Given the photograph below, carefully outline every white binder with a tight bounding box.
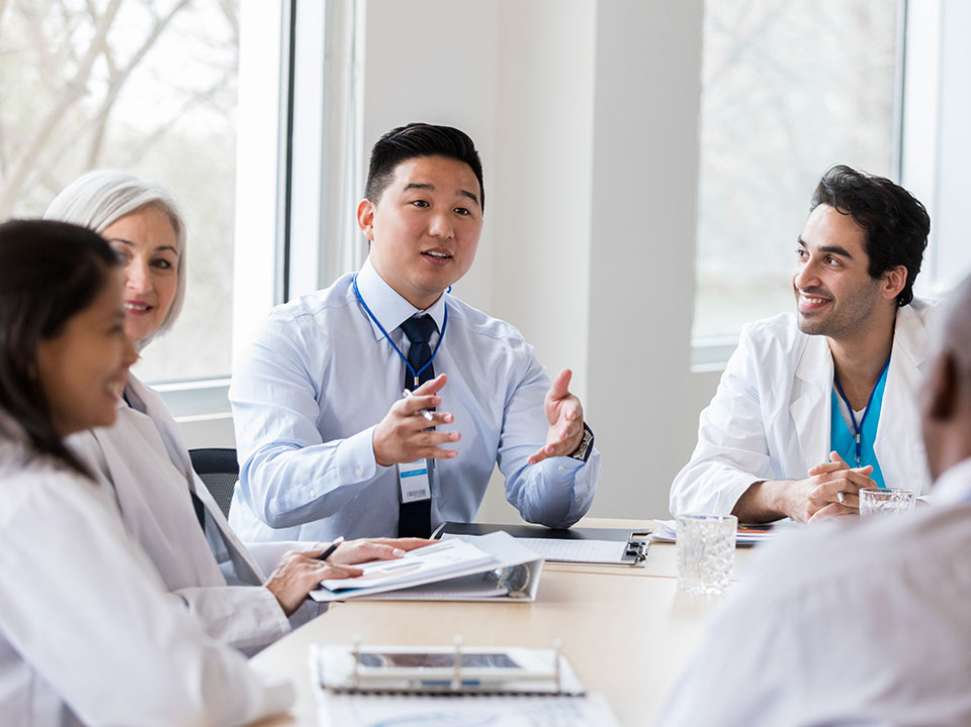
[309,531,544,603]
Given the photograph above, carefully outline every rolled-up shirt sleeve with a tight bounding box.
[231,315,391,529]
[496,350,599,528]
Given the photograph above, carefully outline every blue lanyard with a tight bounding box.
[352,274,449,387]
[833,357,890,467]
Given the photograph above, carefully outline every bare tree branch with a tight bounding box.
[219,0,239,48]
[123,63,236,168]
[84,0,193,168]
[53,0,82,69]
[18,1,57,79]
[0,0,10,40]
[0,114,7,177]
[705,0,796,87]
[0,0,124,216]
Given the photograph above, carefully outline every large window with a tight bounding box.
[693,0,902,345]
[0,0,242,382]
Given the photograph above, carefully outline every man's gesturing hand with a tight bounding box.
[372,374,461,466]
[528,369,586,465]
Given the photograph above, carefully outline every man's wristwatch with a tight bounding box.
[568,423,595,463]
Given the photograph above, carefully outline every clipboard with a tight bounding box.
[435,522,650,566]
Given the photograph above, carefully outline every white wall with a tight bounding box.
[361,0,499,313]
[490,0,595,400]
[583,2,705,519]
[360,0,712,521]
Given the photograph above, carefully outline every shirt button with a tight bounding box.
[355,466,364,477]
[558,465,567,473]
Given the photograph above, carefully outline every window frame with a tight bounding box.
[690,0,911,371]
[158,0,295,418]
[159,0,366,419]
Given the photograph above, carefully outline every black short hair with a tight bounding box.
[811,165,930,306]
[0,219,120,479]
[365,123,484,211]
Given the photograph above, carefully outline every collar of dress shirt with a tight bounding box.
[930,456,971,505]
[355,257,448,341]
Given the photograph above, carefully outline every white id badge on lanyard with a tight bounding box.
[398,459,432,504]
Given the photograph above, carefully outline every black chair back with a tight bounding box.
[189,448,239,518]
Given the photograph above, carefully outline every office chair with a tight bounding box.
[189,448,239,517]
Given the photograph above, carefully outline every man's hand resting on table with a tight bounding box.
[780,452,879,522]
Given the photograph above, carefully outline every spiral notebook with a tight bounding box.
[312,643,620,726]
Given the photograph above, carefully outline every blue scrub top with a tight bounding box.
[829,364,889,489]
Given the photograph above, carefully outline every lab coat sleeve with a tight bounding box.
[656,572,793,726]
[496,346,599,528]
[170,585,291,655]
[231,315,392,528]
[0,474,293,726]
[67,430,293,654]
[669,325,772,516]
[244,539,325,575]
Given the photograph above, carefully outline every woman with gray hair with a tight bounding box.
[45,170,187,344]
[46,170,430,654]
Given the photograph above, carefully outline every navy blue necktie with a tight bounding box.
[397,315,438,537]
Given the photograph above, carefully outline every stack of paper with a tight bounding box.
[321,539,494,592]
[316,692,620,727]
[651,519,793,546]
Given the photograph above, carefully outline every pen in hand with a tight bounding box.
[317,536,345,562]
[402,388,435,422]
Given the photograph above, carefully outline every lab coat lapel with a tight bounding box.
[874,306,927,490]
[789,335,833,476]
[128,377,267,582]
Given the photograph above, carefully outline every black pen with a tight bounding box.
[317,536,344,562]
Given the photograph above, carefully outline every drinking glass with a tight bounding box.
[676,514,737,596]
[859,488,915,517]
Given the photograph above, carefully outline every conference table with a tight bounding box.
[250,518,756,726]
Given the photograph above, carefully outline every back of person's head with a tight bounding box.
[365,123,485,211]
[922,275,971,480]
[0,219,119,477]
[45,169,188,335]
[810,165,930,307]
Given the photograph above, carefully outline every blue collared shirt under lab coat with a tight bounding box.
[227,258,599,543]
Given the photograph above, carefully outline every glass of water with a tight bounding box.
[676,514,737,596]
[859,488,915,517]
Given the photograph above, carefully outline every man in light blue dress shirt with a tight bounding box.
[228,123,599,542]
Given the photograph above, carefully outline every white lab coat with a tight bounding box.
[670,301,934,516]
[0,434,293,726]
[67,375,323,654]
[659,460,971,726]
